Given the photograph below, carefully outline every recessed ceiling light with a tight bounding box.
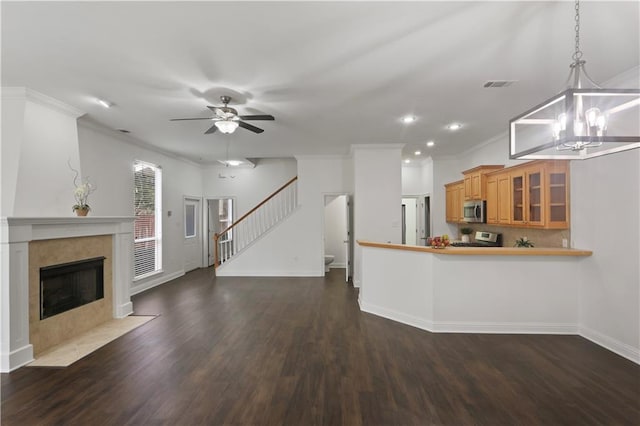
[404,159,411,164]
[97,99,113,108]
[447,123,462,131]
[402,115,416,124]
[414,150,421,156]
[426,141,435,147]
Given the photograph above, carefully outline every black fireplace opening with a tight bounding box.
[40,256,105,320]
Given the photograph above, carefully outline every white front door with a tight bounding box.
[183,197,202,272]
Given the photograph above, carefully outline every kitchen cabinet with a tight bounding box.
[544,160,570,229]
[463,165,504,200]
[486,171,511,224]
[511,166,544,227]
[445,180,464,223]
[484,160,569,229]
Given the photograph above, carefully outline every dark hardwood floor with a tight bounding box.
[2,268,639,425]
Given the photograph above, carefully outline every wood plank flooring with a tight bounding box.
[2,268,639,425]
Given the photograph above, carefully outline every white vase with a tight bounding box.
[461,235,470,243]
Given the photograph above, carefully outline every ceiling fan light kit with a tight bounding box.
[215,120,239,134]
[170,95,274,135]
[509,0,640,160]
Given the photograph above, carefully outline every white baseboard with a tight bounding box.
[115,302,134,318]
[0,344,34,373]
[216,269,321,277]
[432,321,578,335]
[580,326,640,365]
[330,263,346,269]
[360,301,434,331]
[131,270,185,296]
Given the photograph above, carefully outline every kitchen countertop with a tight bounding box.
[357,240,592,256]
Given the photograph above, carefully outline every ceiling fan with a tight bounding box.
[170,95,274,134]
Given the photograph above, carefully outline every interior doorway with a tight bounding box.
[401,197,417,245]
[323,194,353,282]
[205,197,235,267]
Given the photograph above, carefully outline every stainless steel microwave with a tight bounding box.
[463,200,486,223]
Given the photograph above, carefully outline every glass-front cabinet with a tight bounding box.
[544,161,569,229]
[511,166,545,227]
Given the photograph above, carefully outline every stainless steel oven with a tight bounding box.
[463,200,486,223]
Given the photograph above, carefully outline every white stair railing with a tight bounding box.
[214,176,298,267]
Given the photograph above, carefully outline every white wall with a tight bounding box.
[402,157,434,195]
[1,88,84,217]
[202,158,298,218]
[352,145,402,286]
[324,195,347,267]
[77,120,204,294]
[572,150,640,362]
[432,157,463,236]
[216,155,351,276]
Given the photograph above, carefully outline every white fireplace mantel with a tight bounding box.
[0,216,135,372]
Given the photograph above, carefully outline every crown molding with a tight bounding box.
[77,117,202,168]
[295,154,350,161]
[1,87,85,118]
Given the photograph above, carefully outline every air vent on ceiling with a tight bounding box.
[483,80,517,88]
[117,129,131,133]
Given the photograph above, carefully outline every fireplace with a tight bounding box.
[1,216,135,372]
[40,257,105,320]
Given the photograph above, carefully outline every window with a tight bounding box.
[184,199,197,239]
[218,198,233,242]
[134,161,162,279]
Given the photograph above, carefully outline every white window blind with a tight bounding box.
[134,161,162,279]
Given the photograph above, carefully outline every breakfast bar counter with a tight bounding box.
[357,240,593,335]
[358,240,593,256]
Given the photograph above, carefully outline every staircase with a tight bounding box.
[214,176,298,268]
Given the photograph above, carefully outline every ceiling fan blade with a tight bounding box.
[170,117,212,121]
[204,124,218,134]
[238,121,264,134]
[239,114,275,121]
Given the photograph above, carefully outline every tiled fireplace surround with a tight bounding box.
[1,217,135,372]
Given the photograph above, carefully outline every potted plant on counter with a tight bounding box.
[460,227,473,243]
[514,236,535,247]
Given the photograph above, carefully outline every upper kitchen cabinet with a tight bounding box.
[511,165,545,227]
[445,180,465,223]
[486,171,511,225]
[485,160,570,229]
[463,165,504,200]
[544,160,570,229]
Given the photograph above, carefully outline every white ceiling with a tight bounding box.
[2,1,639,164]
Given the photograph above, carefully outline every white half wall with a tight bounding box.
[360,245,582,336]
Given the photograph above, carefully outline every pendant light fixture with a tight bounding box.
[509,0,639,160]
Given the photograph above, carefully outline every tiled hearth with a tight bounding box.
[1,217,135,372]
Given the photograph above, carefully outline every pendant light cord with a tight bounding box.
[572,0,582,62]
